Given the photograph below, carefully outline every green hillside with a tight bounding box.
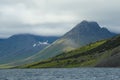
[16,35,120,68]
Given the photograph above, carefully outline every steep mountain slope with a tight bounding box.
[0,34,59,64]
[22,21,116,64]
[20,35,120,68]
[96,46,120,67]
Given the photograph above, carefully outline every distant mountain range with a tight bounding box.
[0,34,59,65]
[8,20,117,67]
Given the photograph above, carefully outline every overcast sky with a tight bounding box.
[0,0,120,38]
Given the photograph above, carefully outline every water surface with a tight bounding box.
[0,68,120,80]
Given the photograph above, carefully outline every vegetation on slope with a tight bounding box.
[15,35,120,68]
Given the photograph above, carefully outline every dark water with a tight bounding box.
[0,68,120,80]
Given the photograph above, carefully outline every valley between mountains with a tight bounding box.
[0,20,119,68]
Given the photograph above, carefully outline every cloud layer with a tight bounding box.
[0,0,120,38]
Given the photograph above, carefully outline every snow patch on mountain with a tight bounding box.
[33,41,49,47]
[33,44,37,47]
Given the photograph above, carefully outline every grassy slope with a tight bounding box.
[15,35,120,68]
[16,40,106,68]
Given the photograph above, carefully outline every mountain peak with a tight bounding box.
[80,20,98,24]
[63,20,116,45]
[76,20,100,30]
[80,20,89,24]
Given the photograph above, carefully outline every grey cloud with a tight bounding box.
[0,0,119,38]
[0,22,74,38]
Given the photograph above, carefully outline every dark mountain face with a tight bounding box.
[63,20,116,46]
[0,34,59,64]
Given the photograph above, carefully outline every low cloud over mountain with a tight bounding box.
[0,0,120,38]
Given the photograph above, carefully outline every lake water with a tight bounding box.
[0,68,120,80]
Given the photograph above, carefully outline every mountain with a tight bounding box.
[0,34,59,65]
[63,20,116,45]
[14,20,116,66]
[0,38,6,42]
[19,35,120,68]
